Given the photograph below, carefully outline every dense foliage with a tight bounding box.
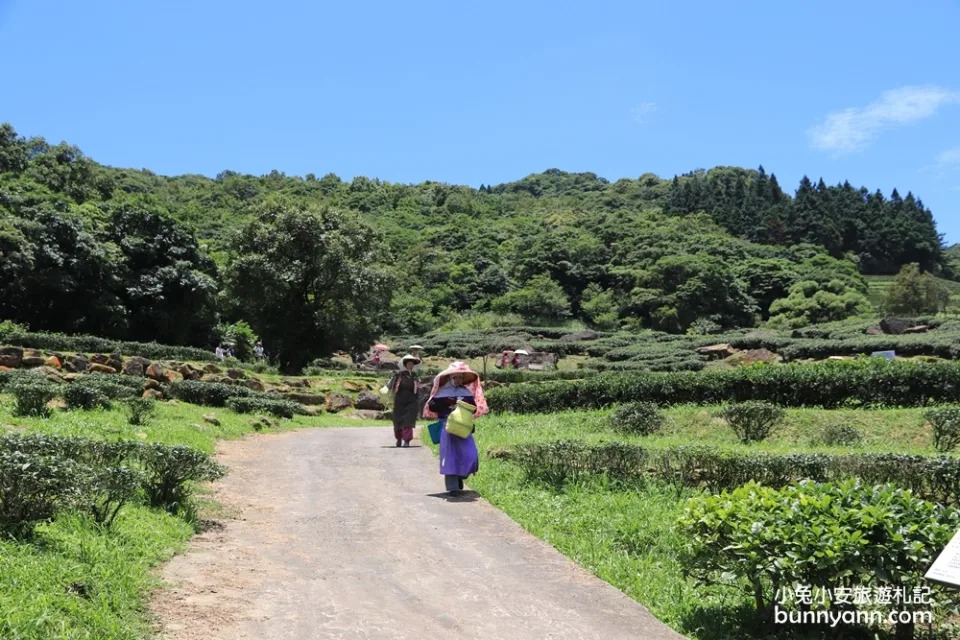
[487,360,960,413]
[1,123,952,364]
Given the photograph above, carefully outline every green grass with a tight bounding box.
[0,394,381,640]
[455,406,955,639]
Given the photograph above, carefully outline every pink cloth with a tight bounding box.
[422,361,489,419]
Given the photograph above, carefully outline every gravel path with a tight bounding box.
[153,427,684,640]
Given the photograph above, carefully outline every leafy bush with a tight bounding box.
[717,401,784,443]
[10,377,59,416]
[64,384,112,411]
[84,466,144,527]
[819,423,863,447]
[487,360,960,414]
[124,397,156,426]
[0,330,215,361]
[226,396,299,419]
[137,444,226,514]
[217,320,259,362]
[169,380,258,407]
[0,450,87,537]
[927,406,960,453]
[679,480,959,630]
[608,402,664,435]
[78,374,141,399]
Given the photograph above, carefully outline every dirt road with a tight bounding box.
[153,427,684,640]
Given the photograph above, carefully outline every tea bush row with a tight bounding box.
[226,396,300,419]
[487,360,960,413]
[0,433,225,536]
[679,479,958,631]
[501,440,960,506]
[0,329,216,361]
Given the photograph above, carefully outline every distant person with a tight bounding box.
[225,346,234,359]
[372,350,382,370]
[215,345,225,360]
[254,341,264,359]
[391,354,421,447]
[511,353,520,368]
[423,362,489,495]
[500,351,511,369]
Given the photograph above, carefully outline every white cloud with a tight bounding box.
[631,102,657,124]
[809,86,960,154]
[937,146,960,166]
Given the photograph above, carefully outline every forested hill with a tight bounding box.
[0,122,952,367]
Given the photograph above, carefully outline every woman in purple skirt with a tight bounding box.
[423,362,489,495]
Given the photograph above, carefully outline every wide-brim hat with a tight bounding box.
[401,354,422,364]
[435,361,480,386]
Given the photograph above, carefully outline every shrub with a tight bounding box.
[169,380,257,407]
[819,423,863,447]
[226,396,298,419]
[927,406,960,453]
[679,480,959,632]
[717,401,784,443]
[10,377,59,417]
[608,402,664,435]
[0,450,88,537]
[137,444,226,514]
[0,330,216,361]
[63,384,112,411]
[84,466,144,528]
[124,397,156,426]
[78,374,141,399]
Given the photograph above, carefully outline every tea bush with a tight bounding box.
[79,374,142,399]
[927,406,960,453]
[0,330,216,361]
[169,380,259,407]
[679,480,959,633]
[9,377,59,417]
[226,396,299,419]
[138,443,226,514]
[0,450,87,537]
[501,440,960,506]
[819,423,863,446]
[83,466,144,527]
[63,384,111,411]
[717,401,784,443]
[486,360,960,413]
[124,397,156,426]
[608,402,664,435]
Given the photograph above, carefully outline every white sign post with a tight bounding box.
[926,529,960,587]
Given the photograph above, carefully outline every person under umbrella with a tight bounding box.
[391,354,421,447]
[423,361,489,495]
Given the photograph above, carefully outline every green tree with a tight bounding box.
[580,283,619,329]
[491,274,571,323]
[224,203,392,373]
[768,280,872,328]
[884,263,950,315]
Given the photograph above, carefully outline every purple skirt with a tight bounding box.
[438,424,479,478]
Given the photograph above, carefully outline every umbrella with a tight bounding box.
[409,344,424,350]
[514,349,530,356]
[432,383,476,399]
[373,343,390,351]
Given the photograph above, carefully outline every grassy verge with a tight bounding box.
[459,406,954,639]
[0,394,380,639]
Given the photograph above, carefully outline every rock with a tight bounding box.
[284,378,310,388]
[0,346,23,368]
[107,353,124,372]
[904,325,930,334]
[90,354,111,365]
[865,324,883,336]
[241,378,266,392]
[88,363,117,374]
[0,365,12,372]
[64,354,89,373]
[341,380,363,392]
[177,363,203,380]
[35,366,62,382]
[202,413,221,427]
[346,409,386,420]
[879,317,916,335]
[258,416,274,428]
[325,392,353,413]
[163,370,184,383]
[226,368,245,380]
[21,353,46,368]
[123,356,149,377]
[827,355,849,361]
[203,363,222,374]
[145,362,166,382]
[62,373,83,383]
[354,391,384,411]
[696,343,738,360]
[44,355,62,370]
[144,378,161,390]
[289,391,325,406]
[728,348,782,366]
[559,330,600,342]
[298,405,324,417]
[142,389,164,400]
[485,380,503,389]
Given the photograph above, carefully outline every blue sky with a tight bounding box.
[1,0,958,243]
